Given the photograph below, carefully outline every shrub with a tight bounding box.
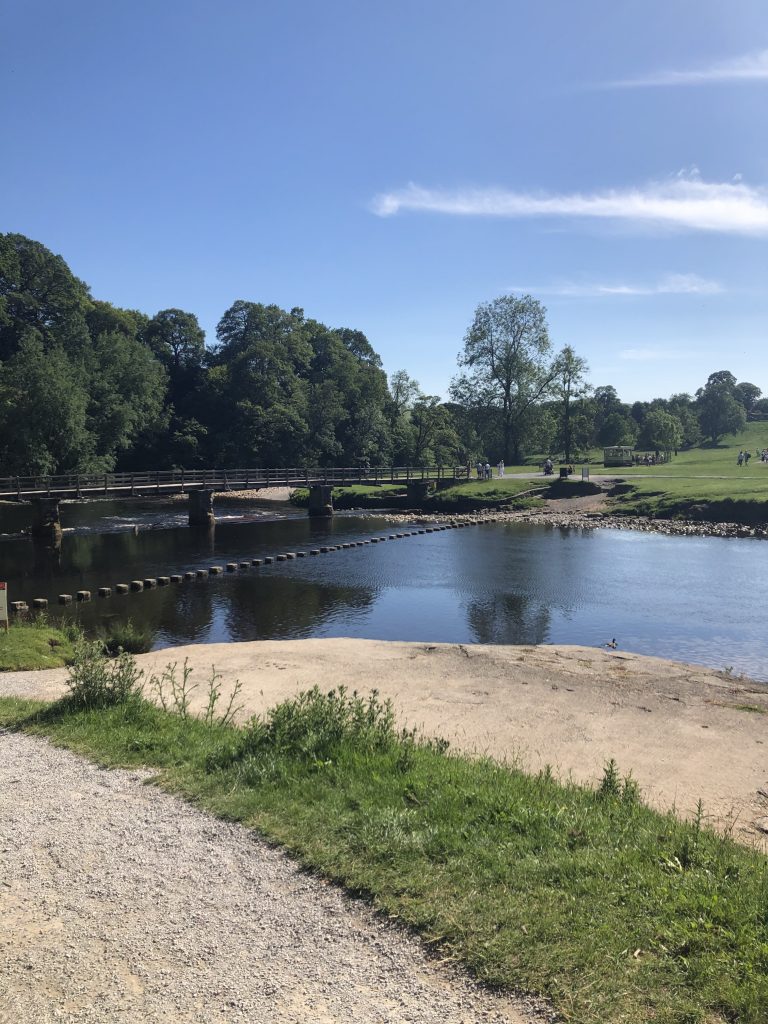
[65,639,144,709]
[96,618,152,654]
[208,686,406,774]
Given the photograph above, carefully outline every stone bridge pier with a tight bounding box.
[188,488,215,527]
[308,485,333,518]
[30,498,63,545]
[406,480,431,504]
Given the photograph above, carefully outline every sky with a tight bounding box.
[2,0,767,403]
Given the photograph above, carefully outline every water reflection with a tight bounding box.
[467,593,550,645]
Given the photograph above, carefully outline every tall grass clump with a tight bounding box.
[64,638,144,709]
[206,686,429,781]
[96,617,153,655]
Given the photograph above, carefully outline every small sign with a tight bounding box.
[0,583,7,631]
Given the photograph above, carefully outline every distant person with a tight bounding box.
[476,461,483,479]
[497,460,505,478]
[484,462,491,480]
[737,451,744,467]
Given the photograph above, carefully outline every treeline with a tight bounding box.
[0,234,763,475]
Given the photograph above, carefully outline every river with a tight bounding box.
[1,497,766,681]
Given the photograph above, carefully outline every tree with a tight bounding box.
[598,411,638,446]
[453,294,558,463]
[0,233,91,360]
[0,332,93,473]
[388,370,421,425]
[643,409,683,453]
[696,373,746,444]
[144,308,205,372]
[209,302,312,465]
[735,381,762,414]
[552,345,590,461]
[409,396,460,464]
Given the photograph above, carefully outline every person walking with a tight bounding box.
[497,459,505,478]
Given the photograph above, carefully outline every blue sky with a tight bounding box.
[2,0,766,402]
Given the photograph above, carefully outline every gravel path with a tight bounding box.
[0,731,547,1024]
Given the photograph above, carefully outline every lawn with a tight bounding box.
[0,620,75,670]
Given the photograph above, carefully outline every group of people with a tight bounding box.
[634,451,668,466]
[474,460,505,479]
[737,449,760,466]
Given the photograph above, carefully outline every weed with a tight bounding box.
[202,667,244,728]
[208,686,404,774]
[150,658,244,727]
[150,658,197,718]
[96,618,152,655]
[65,639,144,709]
[598,759,640,804]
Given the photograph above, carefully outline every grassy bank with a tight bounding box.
[0,620,75,670]
[425,477,547,511]
[291,477,548,511]
[2,662,766,1024]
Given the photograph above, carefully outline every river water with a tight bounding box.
[2,498,767,681]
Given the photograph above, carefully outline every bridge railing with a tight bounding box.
[0,465,468,498]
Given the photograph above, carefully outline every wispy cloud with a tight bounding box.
[608,49,768,88]
[529,274,723,297]
[371,173,768,236]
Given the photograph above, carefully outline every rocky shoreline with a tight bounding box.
[376,506,768,539]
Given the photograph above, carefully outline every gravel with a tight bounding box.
[0,731,551,1024]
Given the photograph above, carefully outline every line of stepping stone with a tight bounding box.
[13,518,501,613]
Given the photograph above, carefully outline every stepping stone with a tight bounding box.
[32,598,48,609]
[58,594,73,604]
[76,590,91,602]
[115,584,130,594]
[97,588,111,598]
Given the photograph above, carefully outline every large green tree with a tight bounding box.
[552,345,590,461]
[696,372,746,444]
[452,295,559,463]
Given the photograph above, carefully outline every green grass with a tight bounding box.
[2,683,767,1024]
[0,620,76,670]
[427,477,547,509]
[597,424,768,520]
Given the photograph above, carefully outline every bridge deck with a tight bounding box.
[0,467,465,501]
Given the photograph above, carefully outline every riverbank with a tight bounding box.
[3,642,768,1023]
[3,637,767,841]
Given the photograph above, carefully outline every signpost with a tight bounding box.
[0,583,7,633]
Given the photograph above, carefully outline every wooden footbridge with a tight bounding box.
[2,466,467,538]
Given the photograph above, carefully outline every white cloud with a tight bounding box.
[535,274,723,297]
[371,174,768,236]
[608,49,768,88]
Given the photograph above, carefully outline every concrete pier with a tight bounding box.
[308,484,333,518]
[406,480,431,504]
[30,498,63,544]
[188,489,215,528]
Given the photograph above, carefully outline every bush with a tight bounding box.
[208,686,405,773]
[65,639,144,709]
[96,618,152,655]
